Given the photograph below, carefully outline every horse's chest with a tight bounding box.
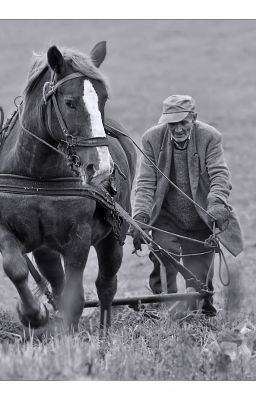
[0,195,96,251]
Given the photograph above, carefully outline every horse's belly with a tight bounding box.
[0,194,96,252]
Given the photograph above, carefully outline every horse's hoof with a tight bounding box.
[17,303,49,329]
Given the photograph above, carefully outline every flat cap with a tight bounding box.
[158,94,196,124]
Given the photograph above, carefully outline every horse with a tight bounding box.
[0,42,136,332]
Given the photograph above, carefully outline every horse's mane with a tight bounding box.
[23,47,109,95]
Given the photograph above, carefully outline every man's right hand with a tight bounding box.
[130,213,150,251]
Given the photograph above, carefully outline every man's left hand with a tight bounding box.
[207,202,230,230]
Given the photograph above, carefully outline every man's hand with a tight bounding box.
[207,201,230,230]
[130,213,150,251]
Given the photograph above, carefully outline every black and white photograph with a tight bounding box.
[0,2,256,386]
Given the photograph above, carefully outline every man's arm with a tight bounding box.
[205,130,232,229]
[206,131,232,205]
[133,134,157,219]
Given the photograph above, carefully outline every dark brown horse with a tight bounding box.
[0,42,136,332]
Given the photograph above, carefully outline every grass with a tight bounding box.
[0,306,256,380]
[0,20,256,380]
[0,266,254,381]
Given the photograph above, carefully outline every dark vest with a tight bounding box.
[156,146,206,232]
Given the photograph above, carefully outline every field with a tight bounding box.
[0,20,256,380]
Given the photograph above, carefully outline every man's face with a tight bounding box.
[168,113,196,142]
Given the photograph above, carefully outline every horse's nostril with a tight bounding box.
[86,164,96,179]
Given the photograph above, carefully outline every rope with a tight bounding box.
[116,203,211,295]
[153,247,213,258]
[135,220,209,246]
[205,223,230,288]
[218,248,231,286]
[136,222,230,291]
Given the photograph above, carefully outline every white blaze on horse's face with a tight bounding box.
[82,79,113,184]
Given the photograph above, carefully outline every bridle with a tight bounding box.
[17,70,109,176]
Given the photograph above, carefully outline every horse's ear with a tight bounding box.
[90,41,107,68]
[47,46,64,74]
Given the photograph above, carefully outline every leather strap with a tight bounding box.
[50,81,109,148]
[60,135,109,147]
[44,72,85,101]
[0,173,116,210]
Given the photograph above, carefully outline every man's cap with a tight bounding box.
[158,95,196,124]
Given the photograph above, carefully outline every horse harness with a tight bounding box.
[0,71,125,244]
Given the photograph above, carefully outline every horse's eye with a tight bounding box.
[65,98,76,109]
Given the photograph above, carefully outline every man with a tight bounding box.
[132,95,243,316]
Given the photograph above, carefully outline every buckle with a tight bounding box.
[65,135,77,147]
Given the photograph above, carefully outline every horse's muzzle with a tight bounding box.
[79,161,114,186]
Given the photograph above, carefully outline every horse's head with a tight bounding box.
[26,43,113,185]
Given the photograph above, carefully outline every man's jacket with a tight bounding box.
[133,121,243,256]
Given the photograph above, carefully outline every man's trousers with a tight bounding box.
[149,224,214,295]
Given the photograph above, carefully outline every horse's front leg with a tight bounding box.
[95,232,123,337]
[0,225,48,328]
[62,237,90,332]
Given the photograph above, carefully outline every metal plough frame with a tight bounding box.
[83,292,204,309]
